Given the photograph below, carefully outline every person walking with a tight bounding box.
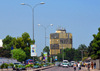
[91,62,94,69]
[78,62,81,71]
[73,63,77,71]
[87,63,90,71]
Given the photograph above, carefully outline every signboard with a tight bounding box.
[43,52,47,61]
[55,56,57,61]
[0,39,3,47]
[11,46,14,50]
[31,45,36,56]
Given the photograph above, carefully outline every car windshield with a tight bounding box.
[14,63,20,65]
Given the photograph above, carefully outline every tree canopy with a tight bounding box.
[11,48,26,62]
[88,27,100,59]
[2,32,33,60]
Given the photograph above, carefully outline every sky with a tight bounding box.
[0,0,100,56]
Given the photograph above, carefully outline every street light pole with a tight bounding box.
[80,50,87,60]
[21,2,45,62]
[38,24,53,48]
[21,2,45,43]
[38,24,53,62]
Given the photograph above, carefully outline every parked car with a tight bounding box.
[70,61,75,67]
[62,63,68,68]
[13,63,26,70]
[69,62,73,67]
[18,64,26,70]
[13,62,21,70]
[55,62,61,67]
[33,65,40,68]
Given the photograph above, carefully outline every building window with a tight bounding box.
[50,33,59,39]
[50,44,59,49]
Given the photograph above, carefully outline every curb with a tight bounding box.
[33,65,54,71]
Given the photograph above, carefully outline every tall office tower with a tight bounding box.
[50,28,72,56]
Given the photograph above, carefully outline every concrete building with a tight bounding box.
[0,39,3,48]
[50,28,72,56]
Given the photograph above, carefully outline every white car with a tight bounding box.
[62,63,68,68]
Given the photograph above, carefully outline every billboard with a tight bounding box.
[43,52,47,61]
[31,45,36,56]
[55,56,57,61]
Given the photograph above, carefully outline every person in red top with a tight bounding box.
[91,62,94,69]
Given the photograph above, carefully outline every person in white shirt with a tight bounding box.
[78,62,81,71]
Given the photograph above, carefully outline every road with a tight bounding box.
[0,67,87,71]
[42,66,80,71]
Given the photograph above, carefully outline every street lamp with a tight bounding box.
[38,24,53,48]
[21,2,45,44]
[21,2,45,62]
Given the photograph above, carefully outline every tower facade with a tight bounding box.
[50,28,72,56]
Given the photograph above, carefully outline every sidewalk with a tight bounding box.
[81,67,100,71]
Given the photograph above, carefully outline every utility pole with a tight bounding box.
[80,50,87,60]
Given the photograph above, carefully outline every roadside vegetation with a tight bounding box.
[0,27,100,62]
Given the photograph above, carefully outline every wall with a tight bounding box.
[96,59,100,70]
[0,57,17,65]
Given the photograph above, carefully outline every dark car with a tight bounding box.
[68,62,73,67]
[13,63,26,70]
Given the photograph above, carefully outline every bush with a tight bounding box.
[9,63,14,68]
[1,64,4,69]
[18,64,23,68]
[39,64,43,67]
[1,63,9,69]
[25,64,33,68]
[15,64,18,68]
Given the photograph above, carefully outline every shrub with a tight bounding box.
[25,64,33,68]
[9,63,14,68]
[1,63,9,69]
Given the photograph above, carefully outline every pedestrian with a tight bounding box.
[78,62,81,71]
[91,62,94,69]
[73,63,77,71]
[88,63,90,71]
[94,62,96,69]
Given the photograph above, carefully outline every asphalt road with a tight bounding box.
[42,66,80,71]
[0,67,86,71]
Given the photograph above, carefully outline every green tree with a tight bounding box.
[0,48,11,58]
[78,44,88,50]
[43,46,50,56]
[11,48,26,62]
[74,49,81,61]
[57,48,82,61]
[88,27,100,59]
[88,41,93,56]
[3,35,13,50]
[22,32,32,47]
[78,44,88,57]
[16,37,25,49]
[2,32,33,59]
[24,47,31,59]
